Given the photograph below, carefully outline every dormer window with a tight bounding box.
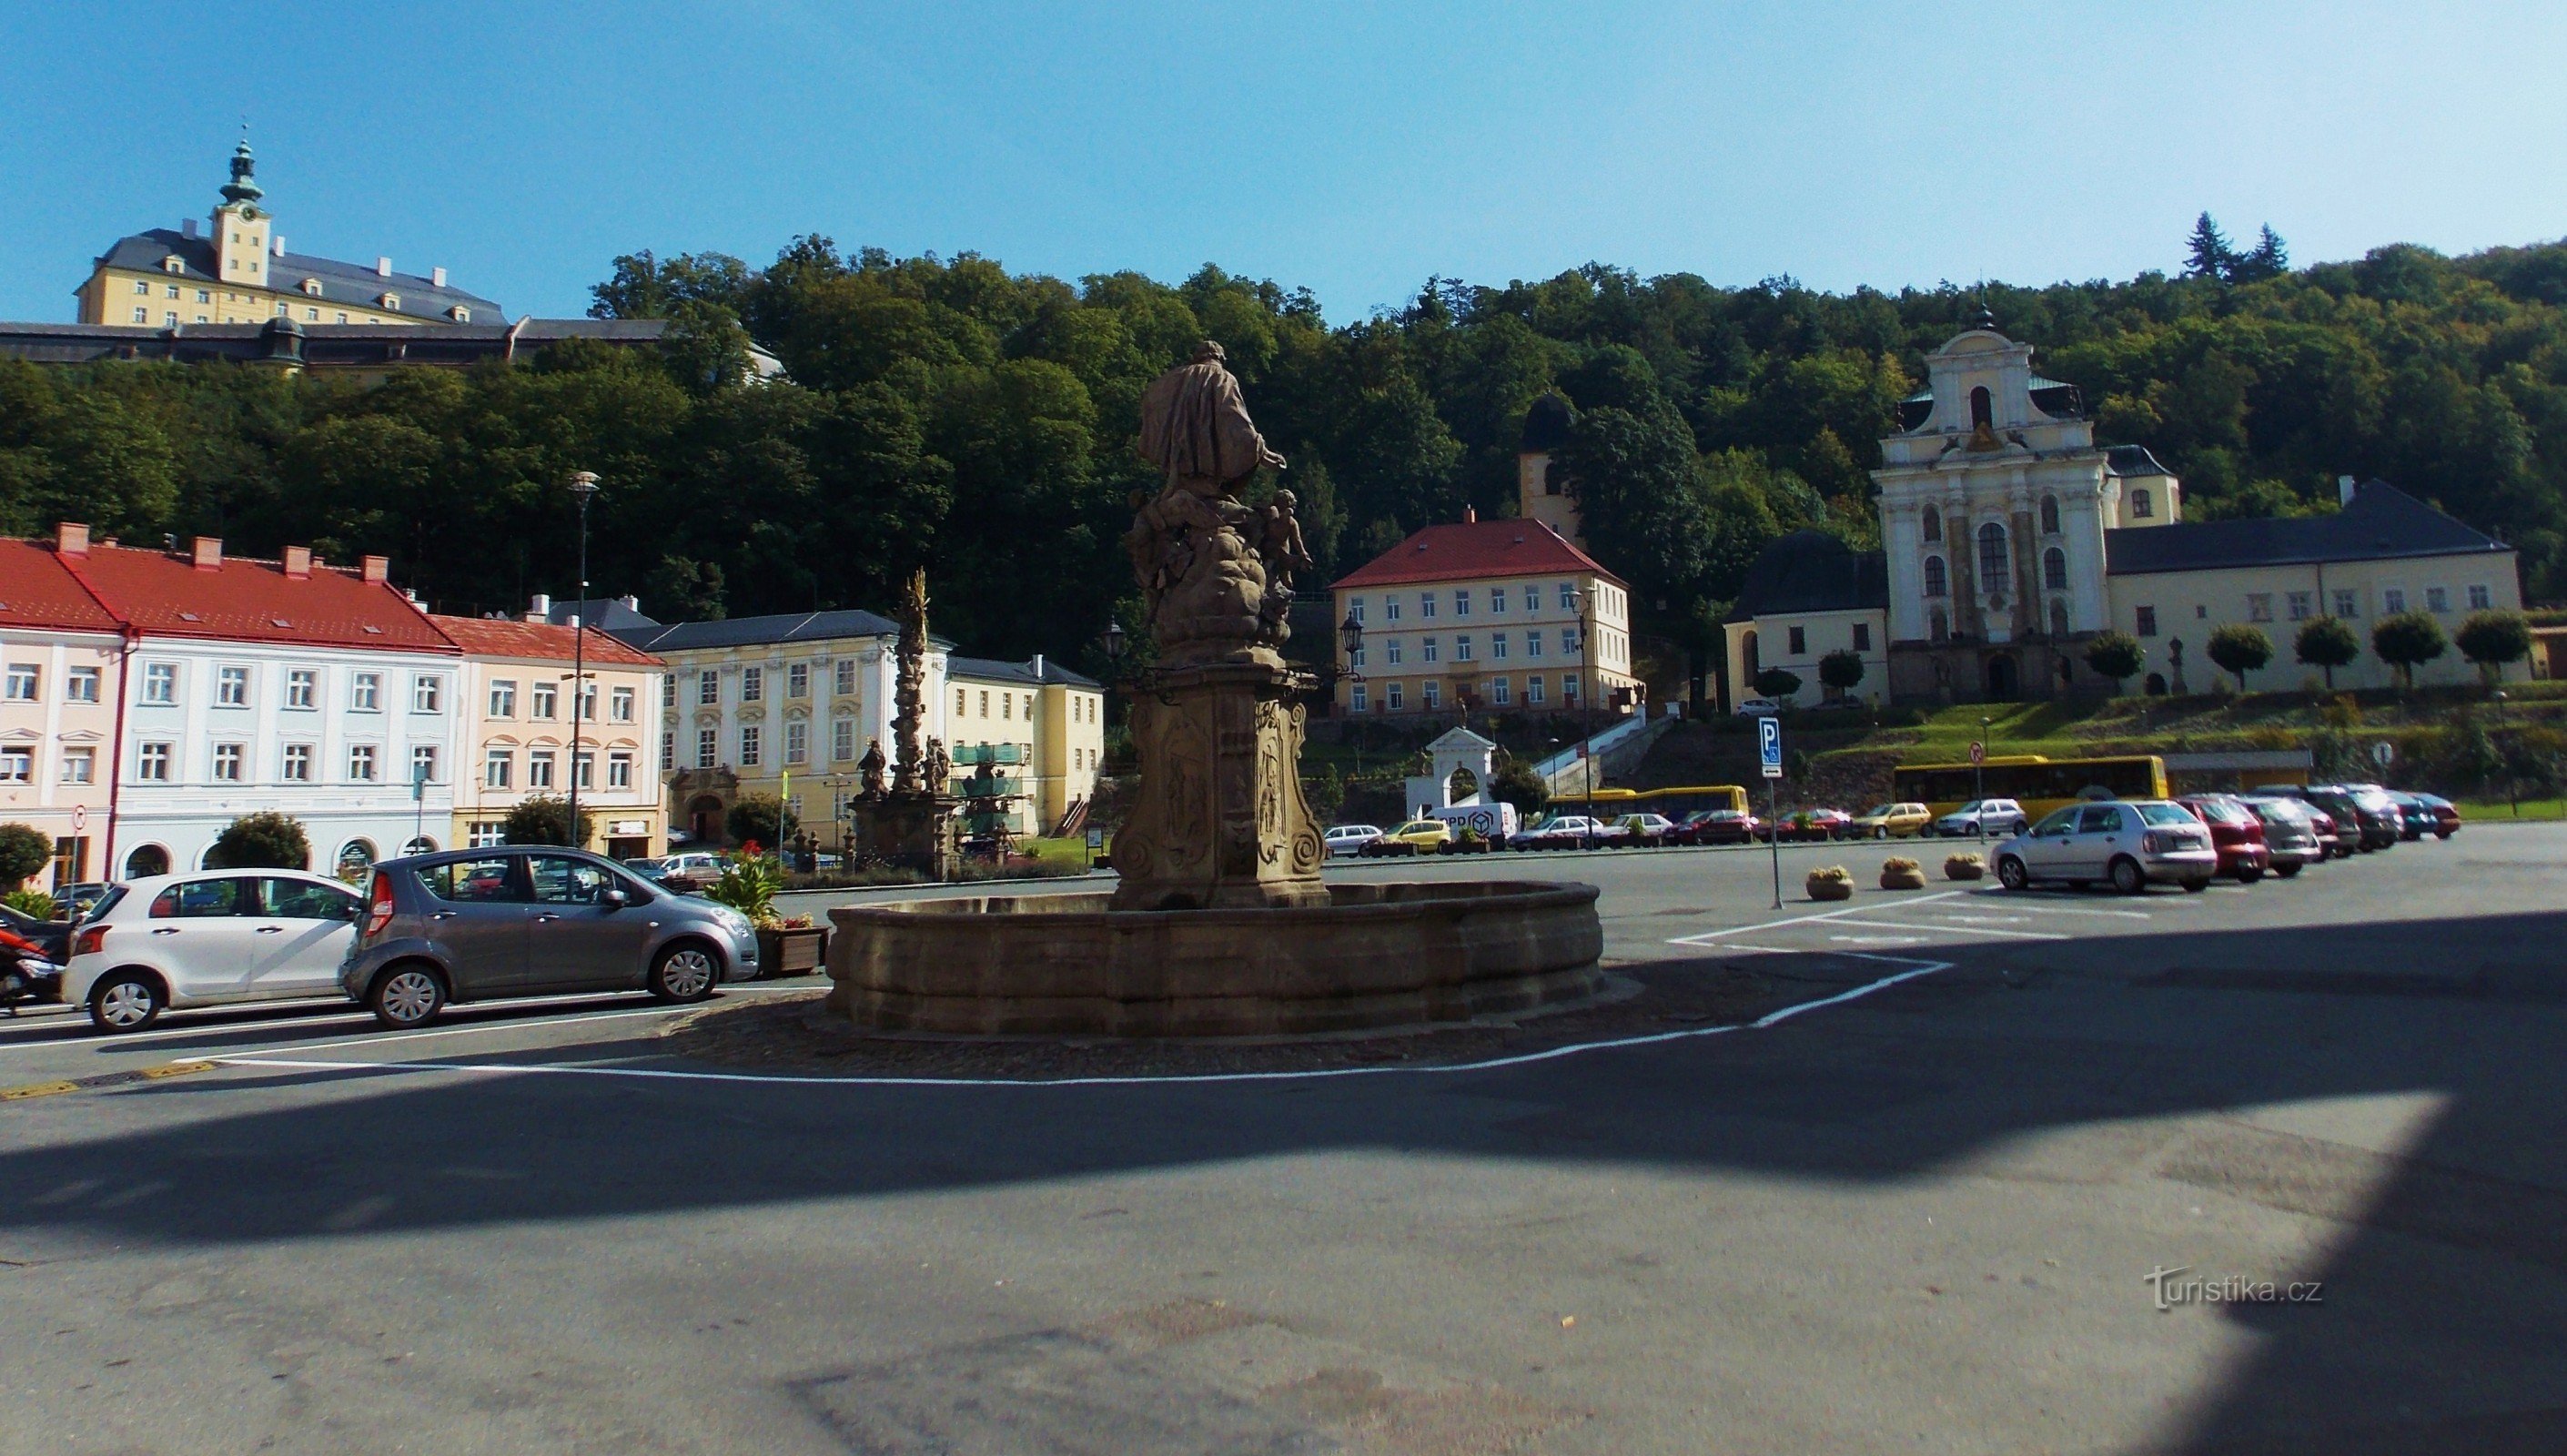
[161,255,185,274]
[379,293,400,311]
[448,306,470,322]
[301,278,324,296]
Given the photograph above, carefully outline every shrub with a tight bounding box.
[205,812,309,871]
[2454,611,2532,685]
[2371,611,2448,692]
[2206,623,2273,693]
[2083,631,2145,689]
[1753,668,1802,701]
[4,886,57,919]
[501,794,593,847]
[2295,616,2360,690]
[0,823,52,890]
[1944,853,1985,881]
[726,793,785,847]
[702,854,783,926]
[1818,650,1866,699]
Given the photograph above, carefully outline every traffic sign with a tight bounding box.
[70,804,86,832]
[2372,741,2395,766]
[1759,716,1784,779]
[1969,740,1986,765]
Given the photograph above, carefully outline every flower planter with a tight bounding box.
[1944,854,1986,882]
[1805,868,1854,902]
[1879,857,1927,891]
[756,925,829,978]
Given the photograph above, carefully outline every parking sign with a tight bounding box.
[1759,716,1784,779]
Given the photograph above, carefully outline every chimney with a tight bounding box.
[1032,652,1045,677]
[527,592,552,623]
[54,522,89,558]
[191,536,223,571]
[282,545,312,579]
[271,237,285,258]
[432,267,448,288]
[1463,505,1477,523]
[182,218,198,239]
[360,554,389,583]
[619,594,639,612]
[2338,474,2358,507]
[376,257,393,278]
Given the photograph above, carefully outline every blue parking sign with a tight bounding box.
[1759,716,1784,778]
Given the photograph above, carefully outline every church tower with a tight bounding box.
[210,134,274,292]
[1515,392,1584,546]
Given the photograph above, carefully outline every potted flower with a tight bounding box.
[1879,855,1926,890]
[704,854,826,977]
[1944,852,1986,882]
[1805,864,1855,902]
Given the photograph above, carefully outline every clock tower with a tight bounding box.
[210,134,273,292]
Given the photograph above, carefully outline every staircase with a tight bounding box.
[1531,713,1674,798]
[1053,795,1091,840]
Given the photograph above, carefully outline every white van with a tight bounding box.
[1424,802,1520,842]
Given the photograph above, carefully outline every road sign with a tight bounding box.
[2372,741,2395,766]
[1968,740,1986,765]
[1086,826,1105,851]
[1759,716,1784,780]
[70,804,86,832]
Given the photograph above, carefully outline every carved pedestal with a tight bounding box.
[854,790,955,878]
[1109,660,1327,911]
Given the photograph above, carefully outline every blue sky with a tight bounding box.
[5,1,2562,325]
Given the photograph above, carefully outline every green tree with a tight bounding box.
[726,793,785,848]
[2371,610,2450,692]
[1487,755,1551,815]
[2185,213,2239,280]
[205,812,309,871]
[2083,631,2146,692]
[1817,649,1865,701]
[2206,623,2274,693]
[2453,610,2532,685]
[0,823,53,890]
[502,794,593,847]
[2233,226,2290,283]
[2295,616,2361,690]
[1753,668,1802,700]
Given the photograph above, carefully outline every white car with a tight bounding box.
[1990,800,2218,895]
[1733,697,1783,716]
[63,869,364,1032]
[1323,824,1384,857]
[1934,798,2029,837]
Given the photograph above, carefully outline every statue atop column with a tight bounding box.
[850,569,954,875]
[891,568,928,793]
[1127,340,1304,670]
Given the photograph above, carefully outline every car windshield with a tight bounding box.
[2188,799,2251,824]
[2135,803,2198,827]
[1862,804,1893,818]
[2031,809,2077,835]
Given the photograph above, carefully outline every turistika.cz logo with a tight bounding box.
[2145,1265,2325,1311]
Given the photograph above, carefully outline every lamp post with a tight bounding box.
[565,470,598,852]
[1339,609,1365,784]
[1572,587,1594,852]
[2494,689,2515,816]
[1976,713,1992,843]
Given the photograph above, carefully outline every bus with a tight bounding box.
[1547,784,1750,819]
[1892,755,2168,822]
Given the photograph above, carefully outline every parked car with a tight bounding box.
[2260,784,2397,854]
[2235,795,2323,877]
[2333,785,2408,852]
[1427,803,1521,844]
[1611,813,1680,846]
[339,846,760,1029]
[2387,791,2460,841]
[1361,819,1453,856]
[2,905,66,1009]
[1758,807,1849,843]
[2408,792,2461,839]
[648,850,729,889]
[0,901,72,967]
[1672,809,1761,845]
[1935,798,2029,838]
[1323,824,1384,857]
[1733,697,1783,717]
[63,870,365,1032]
[50,882,112,922]
[1848,803,1934,840]
[2174,794,2273,883]
[2298,803,2350,859]
[1508,814,1605,850]
[1991,800,2218,895]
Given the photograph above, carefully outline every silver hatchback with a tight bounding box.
[339,847,761,1028]
[1991,799,2218,895]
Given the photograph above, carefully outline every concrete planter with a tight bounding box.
[1944,854,1986,882]
[824,880,1604,1036]
[1805,868,1855,902]
[1879,858,1927,891]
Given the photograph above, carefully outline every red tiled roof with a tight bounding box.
[430,614,662,667]
[1329,518,1627,591]
[55,541,453,652]
[0,540,121,632]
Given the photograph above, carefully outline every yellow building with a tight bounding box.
[945,655,1107,835]
[1329,509,1642,719]
[75,137,501,330]
[432,615,668,860]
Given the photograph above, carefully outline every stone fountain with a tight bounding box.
[824,343,1604,1036]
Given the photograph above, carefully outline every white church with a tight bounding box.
[1724,315,2525,704]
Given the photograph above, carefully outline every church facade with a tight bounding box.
[1726,318,2524,706]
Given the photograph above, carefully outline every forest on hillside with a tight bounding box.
[4,218,2564,683]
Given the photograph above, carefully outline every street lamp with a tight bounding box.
[1571,587,1595,851]
[1976,713,1993,843]
[565,470,598,852]
[1338,609,1366,781]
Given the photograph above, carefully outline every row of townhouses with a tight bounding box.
[1,526,1107,892]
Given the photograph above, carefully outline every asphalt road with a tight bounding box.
[3,827,2563,1454]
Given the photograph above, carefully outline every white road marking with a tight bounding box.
[1955,898,2155,919]
[1665,891,1969,946]
[0,989,814,1061]
[207,956,1956,1089]
[1808,917,2070,941]
[1829,935,1929,945]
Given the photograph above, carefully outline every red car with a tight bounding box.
[1673,809,1761,845]
[2176,794,2272,883]
[1762,808,1852,843]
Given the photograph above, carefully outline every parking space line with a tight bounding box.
[1805,916,2070,941]
[1666,892,1968,946]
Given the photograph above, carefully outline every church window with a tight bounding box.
[2043,547,2067,592]
[1969,387,1994,430]
[2130,489,2154,520]
[1921,506,1941,542]
[1923,555,1948,598]
[1543,460,1563,496]
[2050,600,2070,640]
[2040,494,2061,535]
[1976,523,2010,589]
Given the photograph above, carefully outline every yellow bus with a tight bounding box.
[1892,755,2169,822]
[1550,784,1750,818]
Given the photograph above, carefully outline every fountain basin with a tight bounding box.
[824,881,1603,1036]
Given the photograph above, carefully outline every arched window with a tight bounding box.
[124,844,171,878]
[1977,522,2010,589]
[2040,494,2061,535]
[1922,554,1948,598]
[1740,629,1761,679]
[1969,386,1994,431]
[1930,608,1950,642]
[2050,599,2071,640]
[2131,489,2154,520]
[2043,546,2068,592]
[1921,505,1942,542]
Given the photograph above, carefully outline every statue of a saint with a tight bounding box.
[1128,342,1293,667]
[924,736,951,795]
[858,739,887,797]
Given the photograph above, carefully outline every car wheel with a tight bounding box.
[87,971,165,1034]
[2236,865,2264,884]
[2436,830,2454,840]
[1996,855,2029,892]
[648,942,721,1003]
[2108,856,2147,895]
[2274,862,2303,878]
[2181,878,2211,894]
[369,965,447,1029]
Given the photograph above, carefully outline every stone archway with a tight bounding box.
[688,794,726,844]
[1986,654,2019,702]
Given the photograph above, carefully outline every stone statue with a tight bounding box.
[857,739,887,797]
[1257,489,1313,642]
[924,736,951,794]
[1128,341,1293,670]
[891,569,928,793]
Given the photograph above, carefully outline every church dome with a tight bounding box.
[1521,392,1573,452]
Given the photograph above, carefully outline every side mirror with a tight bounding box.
[601,889,630,909]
